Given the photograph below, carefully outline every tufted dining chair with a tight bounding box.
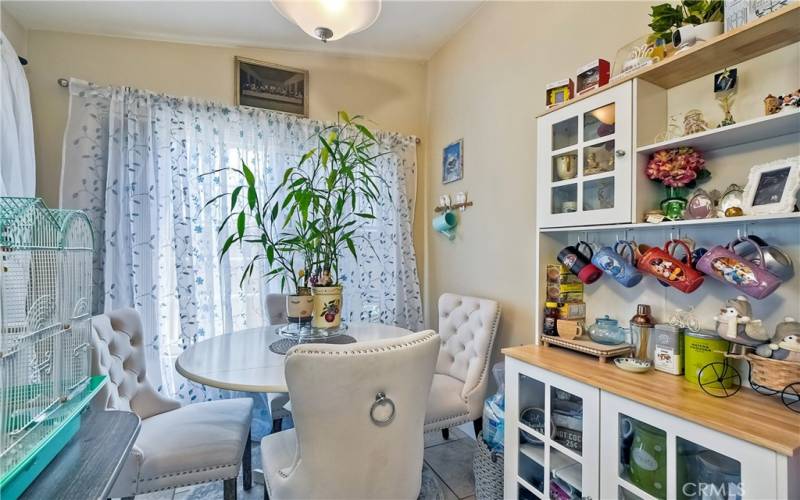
[264,293,291,432]
[90,308,253,500]
[260,330,440,500]
[265,293,288,325]
[424,293,501,439]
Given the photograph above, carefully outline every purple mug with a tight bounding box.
[696,237,782,299]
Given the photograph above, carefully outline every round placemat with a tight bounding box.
[269,334,357,355]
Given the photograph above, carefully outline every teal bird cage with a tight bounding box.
[0,197,105,499]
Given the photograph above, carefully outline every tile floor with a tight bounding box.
[134,428,477,500]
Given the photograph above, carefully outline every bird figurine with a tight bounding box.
[714,296,755,344]
[756,317,800,362]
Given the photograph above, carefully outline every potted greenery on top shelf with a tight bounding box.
[210,111,385,331]
[648,0,724,46]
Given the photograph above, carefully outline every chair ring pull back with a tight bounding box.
[370,391,396,426]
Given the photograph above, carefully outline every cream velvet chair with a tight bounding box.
[91,308,253,500]
[260,330,440,500]
[424,293,501,439]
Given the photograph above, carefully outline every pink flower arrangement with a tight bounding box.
[646,147,707,188]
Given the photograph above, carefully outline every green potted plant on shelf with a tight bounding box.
[648,0,724,46]
[208,161,317,325]
[277,111,385,329]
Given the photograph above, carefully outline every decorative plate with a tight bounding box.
[614,357,652,373]
[685,188,713,219]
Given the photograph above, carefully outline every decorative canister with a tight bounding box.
[629,420,667,498]
[684,330,730,385]
[653,323,684,375]
[311,285,343,328]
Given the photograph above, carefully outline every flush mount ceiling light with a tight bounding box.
[272,0,382,43]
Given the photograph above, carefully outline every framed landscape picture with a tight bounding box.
[235,56,308,116]
[442,139,464,184]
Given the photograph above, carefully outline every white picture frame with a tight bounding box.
[742,156,800,215]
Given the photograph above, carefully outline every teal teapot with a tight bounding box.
[588,315,627,345]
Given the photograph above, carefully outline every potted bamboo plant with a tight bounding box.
[277,111,385,329]
[209,161,317,325]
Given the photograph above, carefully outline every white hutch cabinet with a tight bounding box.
[512,5,800,499]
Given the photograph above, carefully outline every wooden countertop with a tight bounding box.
[503,344,800,456]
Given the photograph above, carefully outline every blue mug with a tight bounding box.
[591,241,643,288]
[432,212,457,240]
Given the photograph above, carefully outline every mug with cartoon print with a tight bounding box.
[638,240,704,293]
[697,237,782,299]
[557,241,602,284]
[591,241,643,287]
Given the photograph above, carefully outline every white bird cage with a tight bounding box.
[0,197,93,482]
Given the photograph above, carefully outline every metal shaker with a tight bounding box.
[631,304,654,361]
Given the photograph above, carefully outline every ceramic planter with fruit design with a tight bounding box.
[312,285,343,328]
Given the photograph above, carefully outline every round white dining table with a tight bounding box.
[175,323,411,393]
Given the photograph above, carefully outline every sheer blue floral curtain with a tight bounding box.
[60,79,424,408]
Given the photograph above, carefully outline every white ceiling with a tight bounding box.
[3,0,484,60]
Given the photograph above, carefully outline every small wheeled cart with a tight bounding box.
[697,340,800,413]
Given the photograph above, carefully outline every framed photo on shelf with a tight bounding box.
[742,156,800,215]
[235,56,308,116]
[442,139,464,184]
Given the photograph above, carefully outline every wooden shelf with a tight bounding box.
[539,212,800,233]
[637,110,800,155]
[537,4,800,117]
[520,442,545,466]
[502,345,800,456]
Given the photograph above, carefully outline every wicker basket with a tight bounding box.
[747,354,800,391]
[474,431,504,500]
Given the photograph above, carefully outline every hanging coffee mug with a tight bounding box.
[592,241,643,288]
[558,241,602,284]
[731,235,794,281]
[696,237,782,299]
[657,243,707,287]
[638,240,704,293]
[432,211,457,240]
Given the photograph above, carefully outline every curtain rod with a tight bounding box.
[57,77,422,145]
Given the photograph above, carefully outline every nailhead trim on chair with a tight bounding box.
[134,463,240,494]
[286,331,437,358]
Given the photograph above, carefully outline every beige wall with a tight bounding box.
[424,2,654,349]
[1,6,27,56]
[25,29,427,271]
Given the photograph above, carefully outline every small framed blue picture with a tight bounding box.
[442,139,463,184]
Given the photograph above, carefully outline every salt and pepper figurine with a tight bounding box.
[756,317,800,362]
[713,296,768,346]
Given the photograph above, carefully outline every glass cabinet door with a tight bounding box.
[618,414,667,499]
[549,386,586,500]
[676,438,742,500]
[509,362,600,500]
[601,392,778,500]
[518,374,546,496]
[537,81,632,228]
